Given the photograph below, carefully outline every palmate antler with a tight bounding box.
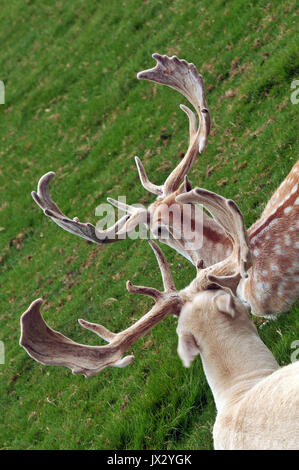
[136,53,210,196]
[20,241,182,377]
[20,187,251,377]
[107,55,231,266]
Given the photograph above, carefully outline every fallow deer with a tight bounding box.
[17,53,299,451]
[20,188,299,449]
[29,54,298,318]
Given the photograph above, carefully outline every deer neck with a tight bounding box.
[198,315,279,412]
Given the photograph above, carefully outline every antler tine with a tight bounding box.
[106,196,150,236]
[148,240,176,292]
[134,157,164,196]
[176,188,252,291]
[32,172,139,244]
[137,54,210,196]
[180,104,197,141]
[121,240,176,299]
[20,243,182,377]
[107,196,140,215]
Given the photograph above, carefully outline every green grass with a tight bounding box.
[0,0,298,450]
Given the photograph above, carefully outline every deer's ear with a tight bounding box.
[208,273,240,296]
[177,332,200,367]
[213,291,236,318]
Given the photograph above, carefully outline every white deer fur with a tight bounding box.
[177,289,299,450]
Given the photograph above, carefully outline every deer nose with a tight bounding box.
[151,223,171,239]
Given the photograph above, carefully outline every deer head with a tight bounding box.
[32,54,232,268]
[176,289,252,369]
[20,187,251,377]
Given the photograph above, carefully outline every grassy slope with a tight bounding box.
[0,0,298,450]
